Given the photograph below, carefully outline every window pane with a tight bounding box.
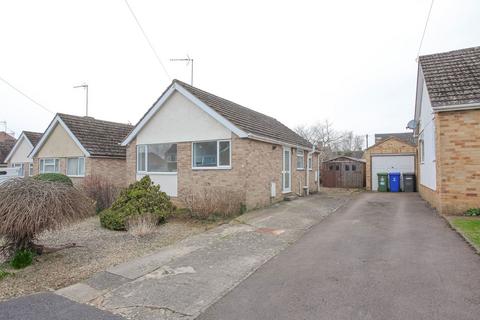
[345,165,350,171]
[137,145,146,172]
[78,158,85,176]
[352,165,356,171]
[193,141,217,167]
[29,163,33,176]
[67,158,79,176]
[40,159,44,173]
[219,141,230,166]
[285,172,290,188]
[43,159,59,173]
[284,150,290,171]
[147,143,177,172]
[296,150,304,169]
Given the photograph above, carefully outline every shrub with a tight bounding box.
[465,208,480,216]
[182,187,245,220]
[100,176,173,231]
[9,249,35,269]
[82,175,120,213]
[99,209,129,231]
[126,213,158,237]
[0,269,10,281]
[0,178,95,257]
[34,173,73,186]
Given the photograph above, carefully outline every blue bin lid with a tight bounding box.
[389,172,401,175]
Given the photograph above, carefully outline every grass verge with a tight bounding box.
[450,217,480,251]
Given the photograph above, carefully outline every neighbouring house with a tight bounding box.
[374,132,415,145]
[5,131,42,177]
[414,46,480,214]
[321,156,365,188]
[363,136,416,191]
[0,132,16,168]
[121,79,320,210]
[29,113,133,186]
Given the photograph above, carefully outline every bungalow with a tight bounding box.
[414,46,480,214]
[121,80,319,210]
[0,132,16,168]
[5,131,42,177]
[30,113,133,186]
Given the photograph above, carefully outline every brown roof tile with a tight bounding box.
[173,80,312,148]
[23,131,42,147]
[419,46,480,107]
[57,114,133,158]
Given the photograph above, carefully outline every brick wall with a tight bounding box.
[435,110,480,215]
[363,138,416,190]
[125,139,137,185]
[125,135,319,210]
[87,158,128,187]
[32,156,127,187]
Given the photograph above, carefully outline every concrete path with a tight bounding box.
[51,189,354,319]
[198,193,480,320]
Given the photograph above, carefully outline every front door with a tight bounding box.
[282,147,291,193]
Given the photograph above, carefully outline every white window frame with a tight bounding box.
[308,154,313,171]
[136,144,177,175]
[66,157,86,177]
[296,149,305,170]
[137,145,147,173]
[39,158,60,174]
[11,163,24,177]
[29,163,34,176]
[192,140,231,170]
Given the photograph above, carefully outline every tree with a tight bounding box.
[0,178,94,257]
[295,120,364,160]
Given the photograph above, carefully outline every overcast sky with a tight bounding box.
[1,0,479,147]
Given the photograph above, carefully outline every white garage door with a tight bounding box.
[371,155,415,191]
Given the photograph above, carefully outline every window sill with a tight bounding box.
[297,168,305,171]
[67,175,85,178]
[137,172,177,175]
[192,166,232,170]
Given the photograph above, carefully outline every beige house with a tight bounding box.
[122,80,319,210]
[5,131,42,177]
[30,113,133,186]
[414,46,480,214]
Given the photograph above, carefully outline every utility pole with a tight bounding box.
[170,55,194,85]
[365,134,369,149]
[73,83,89,116]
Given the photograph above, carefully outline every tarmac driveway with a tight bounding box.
[198,192,480,320]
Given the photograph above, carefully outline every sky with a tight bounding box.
[1,0,479,147]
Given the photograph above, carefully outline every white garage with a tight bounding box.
[371,154,415,191]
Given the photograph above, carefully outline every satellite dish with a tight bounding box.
[406,120,416,130]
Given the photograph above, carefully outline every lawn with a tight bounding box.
[450,217,480,250]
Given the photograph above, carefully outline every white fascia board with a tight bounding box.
[174,83,248,138]
[433,103,480,113]
[121,83,249,146]
[29,115,90,158]
[121,85,177,146]
[247,133,313,151]
[4,133,33,163]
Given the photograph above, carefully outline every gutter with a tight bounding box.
[247,133,314,152]
[432,103,480,113]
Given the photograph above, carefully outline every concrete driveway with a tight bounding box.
[198,192,480,320]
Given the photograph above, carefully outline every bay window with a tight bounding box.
[296,149,305,170]
[39,158,59,173]
[137,143,177,173]
[67,157,85,176]
[193,140,231,168]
